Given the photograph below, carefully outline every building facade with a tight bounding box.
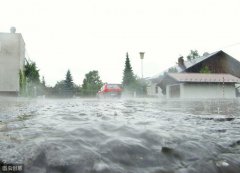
[0,29,25,95]
[162,73,240,99]
[147,51,240,97]
[145,77,164,97]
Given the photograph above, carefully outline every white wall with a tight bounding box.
[146,81,164,97]
[0,33,25,92]
[166,83,182,99]
[181,83,236,99]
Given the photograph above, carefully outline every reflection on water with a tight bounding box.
[0,97,240,173]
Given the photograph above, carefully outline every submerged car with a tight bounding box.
[97,84,123,98]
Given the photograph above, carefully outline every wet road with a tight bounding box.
[0,97,240,173]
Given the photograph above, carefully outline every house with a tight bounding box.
[0,27,25,96]
[145,76,164,97]
[147,50,240,97]
[160,73,240,99]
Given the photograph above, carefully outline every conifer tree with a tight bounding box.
[122,52,137,89]
[65,69,74,90]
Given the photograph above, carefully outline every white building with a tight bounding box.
[145,77,164,97]
[161,73,240,99]
[0,28,25,95]
[146,51,240,97]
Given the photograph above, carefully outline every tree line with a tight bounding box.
[20,52,147,97]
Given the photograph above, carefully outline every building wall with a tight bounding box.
[167,83,236,99]
[146,81,164,97]
[166,83,183,99]
[0,33,25,93]
[181,83,236,99]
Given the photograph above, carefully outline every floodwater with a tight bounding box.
[0,97,240,173]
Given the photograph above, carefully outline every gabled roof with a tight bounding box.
[167,73,240,83]
[150,50,225,80]
[173,51,220,72]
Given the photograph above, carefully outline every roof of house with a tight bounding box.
[167,73,240,83]
[150,50,224,80]
[171,51,221,72]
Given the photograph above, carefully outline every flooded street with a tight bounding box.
[0,97,240,173]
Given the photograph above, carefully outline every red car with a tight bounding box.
[97,84,123,98]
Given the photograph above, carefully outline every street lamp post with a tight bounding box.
[139,52,145,79]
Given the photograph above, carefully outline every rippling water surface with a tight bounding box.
[0,97,240,173]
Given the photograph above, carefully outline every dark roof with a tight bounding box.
[173,51,221,73]
[150,50,225,79]
[167,73,240,83]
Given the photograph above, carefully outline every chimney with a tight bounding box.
[178,56,184,66]
[10,27,16,33]
[178,56,186,70]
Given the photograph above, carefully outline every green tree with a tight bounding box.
[134,77,148,96]
[24,59,40,96]
[65,69,74,95]
[187,50,200,60]
[37,76,47,96]
[54,80,66,96]
[19,70,26,95]
[73,84,81,97]
[168,67,178,73]
[82,70,103,96]
[122,52,137,90]
[24,59,40,84]
[53,70,75,97]
[200,65,211,73]
[121,53,147,96]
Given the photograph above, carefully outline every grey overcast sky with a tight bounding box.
[0,0,240,86]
